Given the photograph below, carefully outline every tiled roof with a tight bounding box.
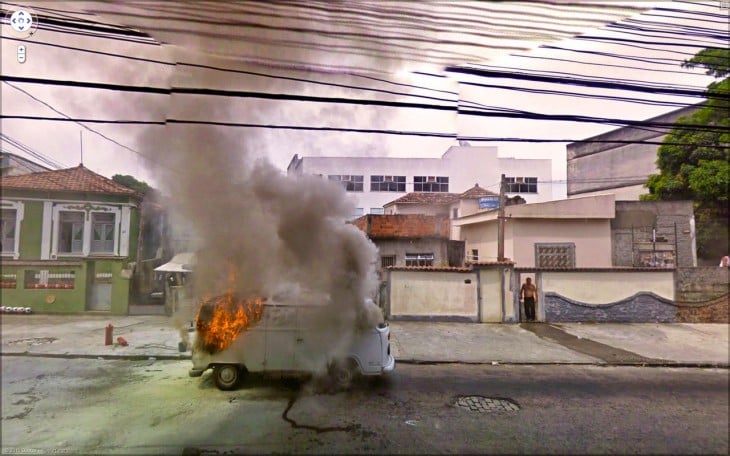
[0,165,137,196]
[469,260,516,266]
[385,192,459,206]
[388,265,473,272]
[459,184,498,199]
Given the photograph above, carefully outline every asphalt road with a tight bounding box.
[1,357,728,455]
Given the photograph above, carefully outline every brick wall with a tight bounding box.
[676,267,729,301]
[676,295,729,323]
[675,267,729,323]
[352,214,450,239]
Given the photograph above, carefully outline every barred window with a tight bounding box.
[506,177,538,193]
[414,176,449,192]
[535,243,575,268]
[381,255,396,268]
[371,175,406,192]
[24,270,76,289]
[328,175,363,192]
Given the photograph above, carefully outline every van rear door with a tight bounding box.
[263,305,296,370]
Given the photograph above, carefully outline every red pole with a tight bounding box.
[105,324,114,345]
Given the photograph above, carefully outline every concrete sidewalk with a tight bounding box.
[1,314,728,367]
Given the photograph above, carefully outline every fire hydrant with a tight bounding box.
[105,324,114,346]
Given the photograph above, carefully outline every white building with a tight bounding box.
[287,145,553,218]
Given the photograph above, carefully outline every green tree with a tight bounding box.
[112,174,152,196]
[643,47,729,259]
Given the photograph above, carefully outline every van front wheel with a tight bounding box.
[213,364,241,390]
[329,359,355,388]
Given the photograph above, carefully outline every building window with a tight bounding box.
[381,255,396,268]
[506,177,538,193]
[405,253,434,267]
[53,205,121,257]
[535,243,575,268]
[328,175,363,192]
[470,249,479,262]
[370,207,385,215]
[91,213,115,253]
[414,176,449,192]
[1,209,17,254]
[370,175,406,192]
[58,211,85,254]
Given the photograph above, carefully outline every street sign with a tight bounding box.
[478,196,500,209]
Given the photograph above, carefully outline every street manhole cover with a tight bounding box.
[454,395,520,413]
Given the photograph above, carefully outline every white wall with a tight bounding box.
[389,270,478,319]
[290,146,554,214]
[540,270,675,302]
[513,219,612,268]
[459,218,612,267]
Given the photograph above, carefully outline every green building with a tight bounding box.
[1,165,142,314]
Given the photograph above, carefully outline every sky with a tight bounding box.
[1,0,728,198]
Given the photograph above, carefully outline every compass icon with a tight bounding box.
[6,8,37,37]
[10,10,33,32]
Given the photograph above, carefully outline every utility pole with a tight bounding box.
[497,174,505,261]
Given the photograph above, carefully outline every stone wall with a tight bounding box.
[675,267,729,323]
[544,292,678,322]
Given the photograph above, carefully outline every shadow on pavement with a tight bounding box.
[520,323,668,364]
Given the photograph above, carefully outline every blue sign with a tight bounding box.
[479,196,500,209]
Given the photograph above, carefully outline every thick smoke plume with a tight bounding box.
[140,117,382,365]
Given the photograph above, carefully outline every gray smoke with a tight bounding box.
[139,114,382,367]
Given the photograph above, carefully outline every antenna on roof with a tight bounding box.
[79,131,83,166]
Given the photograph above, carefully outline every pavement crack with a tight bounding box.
[520,323,667,364]
[282,395,360,434]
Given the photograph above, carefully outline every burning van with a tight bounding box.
[188,292,395,390]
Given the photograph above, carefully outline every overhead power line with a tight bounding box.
[1,81,180,172]
[0,133,67,169]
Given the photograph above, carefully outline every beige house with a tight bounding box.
[453,194,616,267]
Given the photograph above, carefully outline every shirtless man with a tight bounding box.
[520,277,538,322]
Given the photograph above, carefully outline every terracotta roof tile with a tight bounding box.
[459,184,498,199]
[0,165,137,196]
[385,192,459,206]
[388,265,473,272]
[469,260,516,266]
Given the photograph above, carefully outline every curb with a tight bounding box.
[1,352,192,361]
[2,352,727,368]
[393,358,730,368]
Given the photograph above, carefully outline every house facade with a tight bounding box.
[454,194,616,267]
[351,213,462,277]
[1,165,141,314]
[287,145,553,218]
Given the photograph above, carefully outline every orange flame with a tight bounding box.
[194,261,265,354]
[195,293,265,354]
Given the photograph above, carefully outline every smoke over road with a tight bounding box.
[138,81,383,365]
